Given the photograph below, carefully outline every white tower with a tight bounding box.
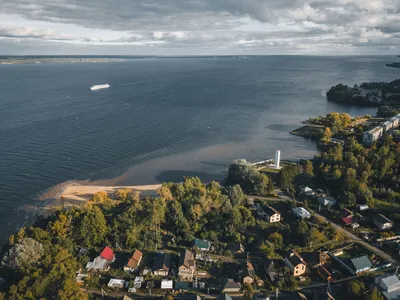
[275,150,281,169]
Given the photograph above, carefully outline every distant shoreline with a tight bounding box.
[0,58,125,65]
[0,55,158,65]
[386,62,400,69]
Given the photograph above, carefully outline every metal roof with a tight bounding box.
[380,275,400,293]
[152,253,171,271]
[350,256,372,272]
[194,238,210,249]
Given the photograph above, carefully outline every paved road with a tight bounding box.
[307,208,398,265]
[249,190,398,265]
[246,190,293,202]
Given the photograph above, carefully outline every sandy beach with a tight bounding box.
[38,183,162,214]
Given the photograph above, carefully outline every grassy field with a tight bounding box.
[259,166,281,174]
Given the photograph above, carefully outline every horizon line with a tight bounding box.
[1,54,399,58]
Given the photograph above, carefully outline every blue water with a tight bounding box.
[0,56,398,242]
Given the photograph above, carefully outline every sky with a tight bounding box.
[0,0,399,55]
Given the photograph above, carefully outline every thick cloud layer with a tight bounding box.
[0,0,399,54]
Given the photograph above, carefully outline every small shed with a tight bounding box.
[358,204,369,211]
[107,279,126,289]
[161,279,173,290]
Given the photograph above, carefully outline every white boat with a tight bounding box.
[90,84,110,91]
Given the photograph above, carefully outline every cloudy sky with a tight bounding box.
[0,0,399,55]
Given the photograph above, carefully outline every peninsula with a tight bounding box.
[326,79,400,109]
[386,62,400,69]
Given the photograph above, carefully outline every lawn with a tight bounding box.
[259,166,281,174]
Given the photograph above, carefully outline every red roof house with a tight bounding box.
[124,250,143,272]
[341,216,354,225]
[341,216,359,228]
[100,246,115,262]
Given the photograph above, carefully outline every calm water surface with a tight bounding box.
[0,56,398,242]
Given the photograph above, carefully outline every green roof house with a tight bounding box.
[350,256,372,274]
[193,239,211,251]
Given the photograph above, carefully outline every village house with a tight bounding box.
[292,207,311,219]
[140,267,152,276]
[99,246,115,262]
[152,253,171,277]
[317,196,337,206]
[375,274,400,300]
[178,249,196,281]
[242,261,256,284]
[133,276,144,288]
[374,214,393,230]
[75,273,89,286]
[221,279,241,293]
[107,279,127,289]
[232,243,245,254]
[300,186,314,196]
[284,250,307,277]
[264,259,278,283]
[301,251,330,269]
[161,279,173,290]
[349,256,373,274]
[124,250,143,272]
[341,216,360,229]
[85,246,115,272]
[264,205,281,223]
[193,238,211,251]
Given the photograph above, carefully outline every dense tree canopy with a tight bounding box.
[226,162,274,196]
[314,134,400,206]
